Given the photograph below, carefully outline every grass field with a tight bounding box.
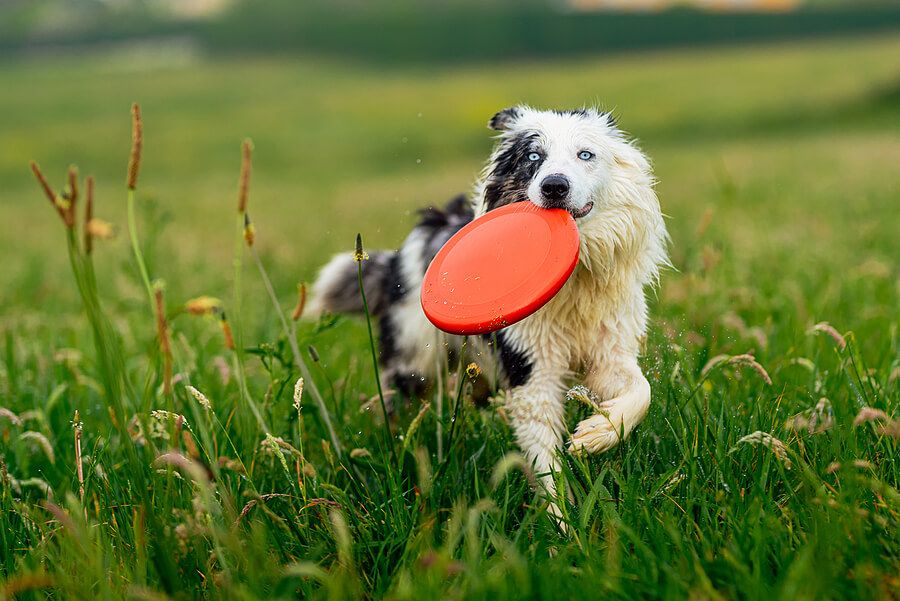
[1,33,899,599]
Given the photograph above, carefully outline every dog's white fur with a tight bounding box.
[474,106,668,501]
[310,105,668,509]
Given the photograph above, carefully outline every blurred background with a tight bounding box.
[1,0,897,329]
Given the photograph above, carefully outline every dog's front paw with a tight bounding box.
[568,412,622,455]
[568,377,651,455]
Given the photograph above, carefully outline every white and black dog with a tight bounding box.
[309,105,668,503]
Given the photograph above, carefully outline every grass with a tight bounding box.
[1,33,899,599]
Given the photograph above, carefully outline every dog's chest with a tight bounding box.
[511,265,611,365]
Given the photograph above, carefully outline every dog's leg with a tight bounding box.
[569,329,651,455]
[376,296,443,409]
[506,361,568,522]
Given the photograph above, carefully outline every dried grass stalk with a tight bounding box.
[291,283,307,321]
[83,176,94,253]
[30,161,68,224]
[73,411,84,504]
[243,213,255,247]
[237,139,253,214]
[127,103,143,190]
[64,166,78,228]
[154,286,173,395]
[220,313,235,350]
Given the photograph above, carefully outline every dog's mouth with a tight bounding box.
[570,201,594,219]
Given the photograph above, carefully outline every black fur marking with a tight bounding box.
[416,194,474,268]
[488,106,522,131]
[552,108,589,118]
[484,132,542,212]
[384,253,407,304]
[390,372,429,400]
[378,312,399,364]
[484,331,533,388]
[376,254,406,366]
[319,252,393,316]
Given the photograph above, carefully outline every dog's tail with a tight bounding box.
[307,250,395,318]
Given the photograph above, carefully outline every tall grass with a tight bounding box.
[1,37,899,600]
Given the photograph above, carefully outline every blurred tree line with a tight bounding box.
[2,0,899,63]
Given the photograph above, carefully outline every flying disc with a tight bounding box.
[421,202,579,335]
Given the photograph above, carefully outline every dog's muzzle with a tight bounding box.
[539,174,593,218]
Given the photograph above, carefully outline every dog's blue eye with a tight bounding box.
[527,152,541,161]
[578,151,594,161]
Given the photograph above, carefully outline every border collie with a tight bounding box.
[309,105,668,506]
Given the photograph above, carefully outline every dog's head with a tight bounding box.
[479,105,649,222]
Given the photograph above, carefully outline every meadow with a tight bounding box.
[1,33,899,599]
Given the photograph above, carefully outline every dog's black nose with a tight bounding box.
[540,175,570,203]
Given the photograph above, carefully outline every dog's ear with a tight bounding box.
[488,106,522,131]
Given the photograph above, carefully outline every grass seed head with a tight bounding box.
[86,219,115,241]
[853,406,888,426]
[63,166,78,228]
[238,139,253,214]
[243,212,255,246]
[83,176,95,253]
[403,402,431,451]
[185,296,222,316]
[701,353,772,385]
[566,385,600,409]
[73,410,84,503]
[353,233,368,262]
[291,283,307,321]
[30,161,68,224]
[1,407,23,426]
[292,378,304,415]
[127,103,143,190]
[219,313,235,350]
[19,431,56,464]
[186,385,212,411]
[736,431,791,468]
[154,451,209,485]
[154,285,173,395]
[876,420,900,439]
[809,321,847,350]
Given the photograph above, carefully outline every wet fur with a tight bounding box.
[309,106,669,512]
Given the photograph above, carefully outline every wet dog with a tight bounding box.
[309,105,668,506]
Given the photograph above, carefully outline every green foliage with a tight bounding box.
[1,35,898,599]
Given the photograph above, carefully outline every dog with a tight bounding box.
[309,105,668,506]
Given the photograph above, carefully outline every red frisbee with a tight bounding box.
[421,202,580,335]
